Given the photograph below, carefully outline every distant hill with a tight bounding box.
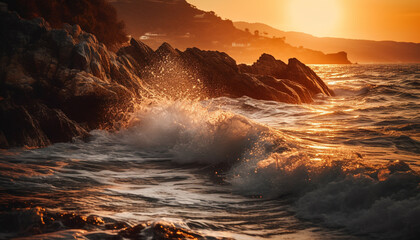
[235,22,420,63]
[110,0,350,64]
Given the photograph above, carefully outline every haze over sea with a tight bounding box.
[1,64,419,239]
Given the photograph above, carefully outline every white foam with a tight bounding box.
[116,98,420,238]
[229,146,420,238]
[118,99,276,165]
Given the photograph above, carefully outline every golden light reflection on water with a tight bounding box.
[309,145,334,150]
[0,161,68,178]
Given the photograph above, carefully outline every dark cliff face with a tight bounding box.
[0,11,145,148]
[0,10,334,148]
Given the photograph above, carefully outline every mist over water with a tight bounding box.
[1,64,419,239]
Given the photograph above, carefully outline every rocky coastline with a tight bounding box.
[0,10,334,148]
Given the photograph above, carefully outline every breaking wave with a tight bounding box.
[113,97,420,239]
[2,64,419,239]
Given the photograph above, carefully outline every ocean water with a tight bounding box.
[0,64,419,239]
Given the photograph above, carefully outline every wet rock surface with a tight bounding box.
[0,10,334,148]
[0,11,144,148]
[0,205,224,240]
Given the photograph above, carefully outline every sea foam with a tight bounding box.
[118,99,278,165]
[118,98,420,238]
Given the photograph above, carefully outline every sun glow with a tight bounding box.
[287,0,341,37]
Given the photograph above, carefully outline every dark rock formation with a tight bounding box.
[325,51,351,64]
[122,44,334,103]
[238,53,287,78]
[239,55,334,98]
[116,38,154,70]
[0,11,145,148]
[286,58,335,96]
[177,48,306,103]
[0,206,204,240]
[0,10,334,148]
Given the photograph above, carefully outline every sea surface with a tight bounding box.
[1,64,419,239]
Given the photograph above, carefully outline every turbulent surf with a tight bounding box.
[1,64,419,240]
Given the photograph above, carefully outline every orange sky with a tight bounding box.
[188,0,420,43]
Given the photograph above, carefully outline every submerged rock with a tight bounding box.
[0,10,334,148]
[118,222,205,240]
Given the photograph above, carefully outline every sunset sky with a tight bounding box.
[188,0,420,43]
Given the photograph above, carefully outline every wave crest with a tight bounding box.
[116,98,420,238]
[118,99,279,165]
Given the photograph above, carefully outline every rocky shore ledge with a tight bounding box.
[0,10,334,148]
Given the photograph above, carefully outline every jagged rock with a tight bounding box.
[287,58,335,96]
[0,99,88,148]
[118,224,145,239]
[57,72,132,127]
[281,79,314,103]
[154,42,180,59]
[105,221,129,230]
[0,101,50,148]
[29,103,88,144]
[0,11,144,148]
[117,38,153,72]
[256,75,313,103]
[239,53,287,78]
[117,222,205,240]
[238,55,335,100]
[177,48,290,102]
[72,42,91,70]
[168,47,331,103]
